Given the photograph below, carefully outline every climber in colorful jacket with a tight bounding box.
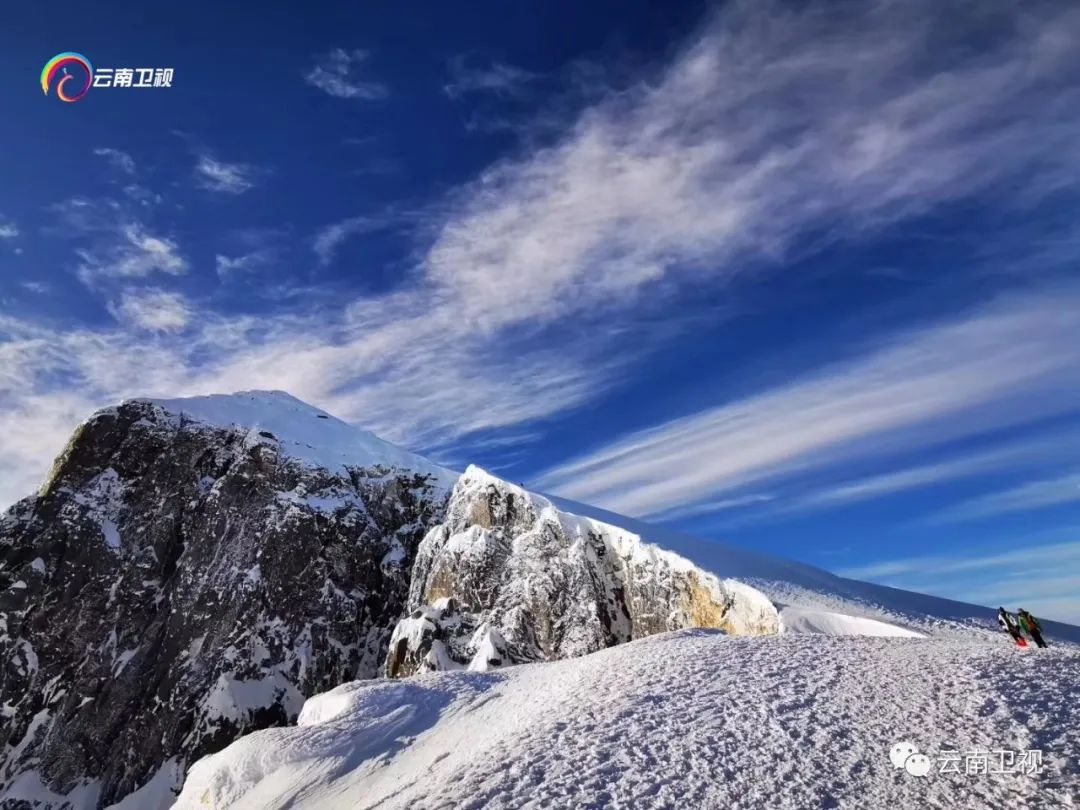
[997,607,1026,646]
[1017,609,1047,648]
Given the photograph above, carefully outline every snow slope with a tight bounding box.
[173,630,1080,810]
[142,390,458,491]
[780,607,924,637]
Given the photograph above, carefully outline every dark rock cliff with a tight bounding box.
[0,398,448,808]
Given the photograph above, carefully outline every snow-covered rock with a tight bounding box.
[0,392,452,808]
[173,630,1080,810]
[385,467,779,677]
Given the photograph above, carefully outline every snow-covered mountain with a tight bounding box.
[0,392,452,809]
[1,391,1077,809]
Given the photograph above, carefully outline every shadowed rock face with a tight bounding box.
[0,401,447,808]
[385,467,780,678]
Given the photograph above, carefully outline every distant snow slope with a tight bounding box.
[172,630,1080,810]
[545,495,1080,644]
[143,390,458,490]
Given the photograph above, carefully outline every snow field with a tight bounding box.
[173,631,1080,809]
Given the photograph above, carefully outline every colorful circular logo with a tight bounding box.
[41,52,94,102]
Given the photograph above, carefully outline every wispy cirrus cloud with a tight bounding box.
[194,154,257,194]
[931,472,1080,524]
[215,250,275,281]
[305,48,387,100]
[650,494,776,522]
[93,147,136,175]
[443,56,537,99]
[76,223,188,284]
[777,429,1080,515]
[417,0,1080,332]
[533,286,1080,517]
[108,289,192,333]
[313,215,395,265]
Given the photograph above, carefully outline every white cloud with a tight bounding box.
[4,0,1080,518]
[312,215,393,265]
[93,147,136,175]
[838,540,1080,582]
[195,155,256,194]
[932,472,1080,524]
[415,0,1080,334]
[76,223,188,284]
[122,185,162,207]
[533,286,1080,517]
[0,218,18,239]
[108,289,192,333]
[650,494,776,522]
[20,282,48,294]
[444,57,536,99]
[305,49,387,100]
[215,250,274,280]
[781,430,1080,514]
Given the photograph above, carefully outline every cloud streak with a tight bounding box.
[76,224,188,284]
[534,286,1080,517]
[443,57,537,99]
[312,215,395,266]
[305,49,387,100]
[932,471,1080,524]
[195,155,257,194]
[108,289,192,333]
[93,147,136,175]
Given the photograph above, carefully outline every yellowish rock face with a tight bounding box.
[678,572,734,633]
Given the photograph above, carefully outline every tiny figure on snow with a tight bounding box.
[1017,609,1048,648]
[998,607,1027,648]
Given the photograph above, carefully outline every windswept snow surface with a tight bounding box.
[174,630,1079,810]
[140,390,458,490]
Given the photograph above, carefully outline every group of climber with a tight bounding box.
[997,607,1048,648]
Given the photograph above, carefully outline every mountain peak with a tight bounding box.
[131,390,458,491]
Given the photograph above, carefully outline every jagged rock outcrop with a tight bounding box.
[385,467,779,678]
[0,393,452,809]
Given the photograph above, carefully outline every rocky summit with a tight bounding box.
[0,392,775,809]
[385,467,779,678]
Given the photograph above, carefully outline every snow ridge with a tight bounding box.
[140,390,459,492]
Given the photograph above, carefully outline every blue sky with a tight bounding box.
[3,0,1079,622]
